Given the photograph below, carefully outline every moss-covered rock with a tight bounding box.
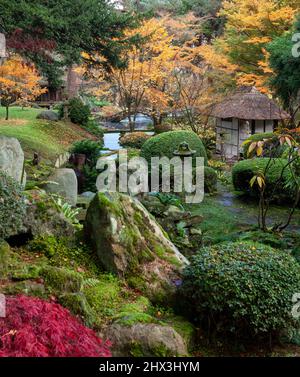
[22,190,75,238]
[40,266,83,293]
[2,281,46,298]
[59,292,97,327]
[105,323,189,357]
[85,192,188,303]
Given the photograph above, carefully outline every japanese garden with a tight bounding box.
[0,0,300,359]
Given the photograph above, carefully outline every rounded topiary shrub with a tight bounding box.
[243,132,286,158]
[180,241,300,338]
[119,132,151,149]
[232,158,294,202]
[140,131,208,166]
[0,172,27,239]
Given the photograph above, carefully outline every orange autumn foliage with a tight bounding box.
[0,55,46,118]
[197,0,298,93]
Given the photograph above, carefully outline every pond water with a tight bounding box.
[102,131,154,152]
[101,113,154,153]
[103,113,153,132]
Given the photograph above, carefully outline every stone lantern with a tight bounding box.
[173,141,196,159]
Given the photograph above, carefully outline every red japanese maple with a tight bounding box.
[0,295,111,357]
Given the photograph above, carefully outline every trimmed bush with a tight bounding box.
[0,295,111,357]
[70,139,102,165]
[68,98,91,126]
[180,241,300,338]
[232,158,294,202]
[140,130,208,166]
[0,172,27,239]
[119,132,151,149]
[242,132,287,158]
[204,166,217,194]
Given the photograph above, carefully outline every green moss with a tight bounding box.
[27,235,101,276]
[12,265,41,281]
[59,292,97,327]
[24,160,54,190]
[41,266,83,293]
[152,344,173,357]
[115,312,155,326]
[96,192,122,216]
[154,244,165,258]
[153,244,181,267]
[165,316,195,347]
[126,275,147,291]
[113,296,158,326]
[0,239,10,279]
[130,342,145,357]
[83,275,122,320]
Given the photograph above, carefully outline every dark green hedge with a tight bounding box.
[180,241,300,338]
[232,158,294,202]
[140,131,208,166]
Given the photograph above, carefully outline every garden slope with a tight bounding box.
[0,107,95,161]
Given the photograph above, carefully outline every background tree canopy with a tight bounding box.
[268,17,300,111]
[0,0,136,87]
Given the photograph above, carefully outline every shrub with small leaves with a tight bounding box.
[0,172,27,239]
[180,241,300,339]
[0,295,111,357]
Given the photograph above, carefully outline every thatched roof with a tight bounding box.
[211,87,290,120]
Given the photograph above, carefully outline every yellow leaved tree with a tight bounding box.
[0,55,46,120]
[84,17,217,133]
[197,0,298,93]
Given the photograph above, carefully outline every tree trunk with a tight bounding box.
[67,65,79,99]
[5,105,9,120]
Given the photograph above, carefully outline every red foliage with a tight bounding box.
[0,295,111,357]
[7,29,56,55]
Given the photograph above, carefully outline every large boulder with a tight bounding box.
[36,110,59,121]
[0,136,25,184]
[44,168,78,206]
[22,190,75,238]
[106,323,188,357]
[85,192,188,303]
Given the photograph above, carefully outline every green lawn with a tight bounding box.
[0,106,93,161]
[186,184,300,245]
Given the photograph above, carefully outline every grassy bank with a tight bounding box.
[0,107,95,161]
